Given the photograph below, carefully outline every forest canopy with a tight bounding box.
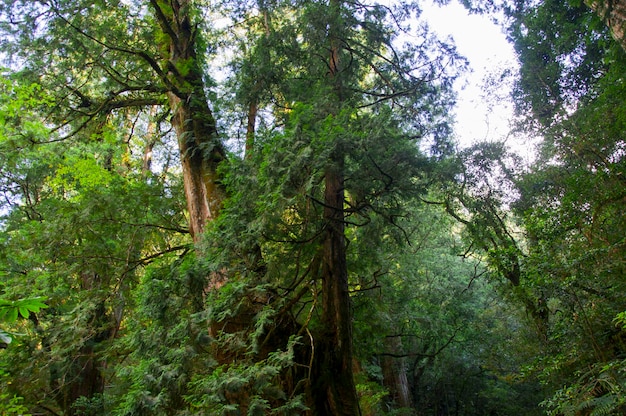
[0,0,624,415]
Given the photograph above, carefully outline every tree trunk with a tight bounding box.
[142,106,159,175]
[585,0,626,52]
[168,90,224,241]
[244,7,271,159]
[310,2,360,411]
[382,337,414,411]
[151,0,226,241]
[245,100,258,158]
[311,160,361,416]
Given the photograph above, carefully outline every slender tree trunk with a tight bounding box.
[151,0,226,241]
[244,7,271,159]
[382,337,414,411]
[245,100,258,158]
[142,106,159,175]
[585,0,626,52]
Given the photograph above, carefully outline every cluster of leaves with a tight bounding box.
[0,59,190,414]
[0,297,47,346]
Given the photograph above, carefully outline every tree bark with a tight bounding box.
[151,0,226,241]
[168,90,225,241]
[382,337,414,411]
[312,158,361,416]
[585,0,626,52]
[245,100,258,158]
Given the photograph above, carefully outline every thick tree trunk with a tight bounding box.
[586,0,626,52]
[311,3,360,408]
[309,1,361,412]
[168,91,224,241]
[311,160,361,416]
[151,0,226,241]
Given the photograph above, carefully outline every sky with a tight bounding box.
[418,1,535,157]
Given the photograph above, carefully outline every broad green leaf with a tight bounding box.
[0,306,10,322]
[6,307,18,323]
[18,306,30,319]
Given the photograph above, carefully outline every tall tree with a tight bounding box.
[150,0,227,240]
[309,0,361,413]
[0,0,225,241]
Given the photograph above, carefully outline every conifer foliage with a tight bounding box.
[0,0,466,413]
[4,0,624,415]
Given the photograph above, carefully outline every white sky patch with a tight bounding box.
[420,1,522,150]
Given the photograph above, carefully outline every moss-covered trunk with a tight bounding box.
[152,0,226,241]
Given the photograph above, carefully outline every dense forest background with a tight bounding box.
[0,0,624,415]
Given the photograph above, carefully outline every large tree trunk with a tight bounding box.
[168,90,225,241]
[310,1,360,412]
[151,0,226,241]
[311,159,360,415]
[585,0,626,52]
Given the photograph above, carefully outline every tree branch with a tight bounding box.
[50,7,179,95]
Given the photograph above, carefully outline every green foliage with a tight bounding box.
[185,336,307,415]
[107,259,201,416]
[347,197,544,415]
[0,297,47,347]
[0,297,47,323]
[508,0,614,128]
[0,0,559,415]
[355,377,389,415]
[0,392,31,416]
[540,360,626,415]
[500,1,626,414]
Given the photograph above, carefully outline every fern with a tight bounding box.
[589,395,619,416]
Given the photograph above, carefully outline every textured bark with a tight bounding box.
[382,337,414,411]
[168,90,224,241]
[312,161,361,416]
[586,0,626,52]
[151,0,226,241]
[245,100,258,158]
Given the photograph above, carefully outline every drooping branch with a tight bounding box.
[49,7,180,95]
